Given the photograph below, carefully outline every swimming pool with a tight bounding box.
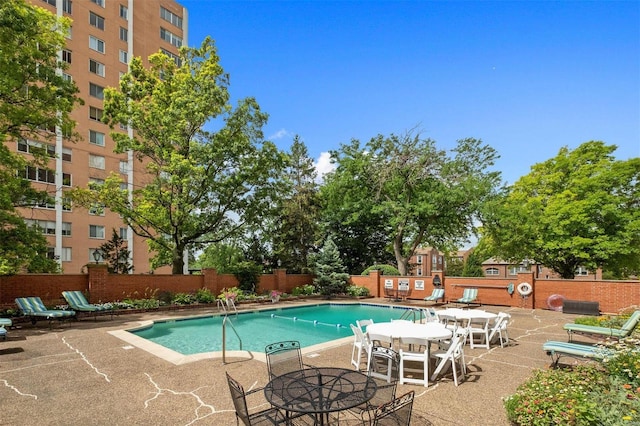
[128,303,411,356]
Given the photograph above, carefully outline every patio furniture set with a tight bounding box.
[227,339,414,425]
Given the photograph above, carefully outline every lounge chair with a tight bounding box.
[423,288,445,304]
[0,318,12,340]
[542,341,611,367]
[455,288,478,307]
[563,310,640,342]
[15,297,75,326]
[62,291,113,320]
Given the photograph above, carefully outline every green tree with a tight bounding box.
[196,242,244,273]
[272,136,320,273]
[97,229,133,274]
[72,37,285,274]
[0,0,81,274]
[322,130,501,275]
[444,254,464,277]
[320,141,395,274]
[313,237,350,297]
[484,141,640,278]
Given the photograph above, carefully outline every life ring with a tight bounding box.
[517,282,533,297]
[547,294,565,311]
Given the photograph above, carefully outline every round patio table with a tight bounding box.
[367,321,452,341]
[437,308,497,321]
[264,367,377,425]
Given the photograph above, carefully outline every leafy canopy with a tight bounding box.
[484,141,640,278]
[0,0,81,274]
[72,37,285,274]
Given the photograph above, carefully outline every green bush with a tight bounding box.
[291,284,316,296]
[361,264,400,276]
[195,288,216,304]
[231,261,262,293]
[346,285,370,297]
[171,292,196,305]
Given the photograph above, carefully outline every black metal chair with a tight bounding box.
[265,340,307,380]
[371,390,415,426]
[226,372,288,426]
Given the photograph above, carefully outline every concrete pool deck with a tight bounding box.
[0,299,590,425]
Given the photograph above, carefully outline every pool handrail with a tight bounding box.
[222,315,242,364]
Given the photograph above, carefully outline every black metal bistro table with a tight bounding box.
[264,367,377,425]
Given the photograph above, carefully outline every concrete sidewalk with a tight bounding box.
[0,300,582,425]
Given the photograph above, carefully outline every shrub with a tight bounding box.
[231,261,262,293]
[195,288,216,304]
[600,338,640,389]
[291,284,316,296]
[361,264,400,276]
[171,292,196,305]
[346,285,370,297]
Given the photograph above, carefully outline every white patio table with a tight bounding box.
[437,308,497,321]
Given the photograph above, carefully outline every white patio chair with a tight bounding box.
[430,329,468,386]
[398,336,431,387]
[356,318,374,331]
[468,316,491,349]
[421,307,440,323]
[488,312,511,347]
[350,324,372,370]
[367,332,393,349]
[368,345,399,384]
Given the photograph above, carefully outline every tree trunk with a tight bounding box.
[172,249,185,275]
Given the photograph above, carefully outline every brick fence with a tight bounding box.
[1,267,638,314]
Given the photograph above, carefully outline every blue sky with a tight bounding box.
[180,0,639,185]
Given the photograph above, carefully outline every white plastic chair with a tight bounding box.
[356,318,374,331]
[350,324,372,370]
[488,312,511,347]
[368,345,400,384]
[468,316,491,349]
[398,336,431,387]
[430,329,468,386]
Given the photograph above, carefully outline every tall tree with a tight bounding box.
[322,130,501,275]
[0,0,81,273]
[272,136,320,273]
[313,237,350,297]
[320,140,395,274]
[72,37,285,274]
[483,141,640,279]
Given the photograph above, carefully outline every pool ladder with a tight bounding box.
[399,308,426,323]
[222,315,242,364]
[217,297,237,314]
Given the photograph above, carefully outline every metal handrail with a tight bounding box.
[222,315,242,364]
[399,308,419,322]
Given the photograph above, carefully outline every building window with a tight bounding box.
[417,268,422,276]
[119,27,128,42]
[41,0,56,5]
[89,83,104,100]
[89,177,104,186]
[89,130,105,146]
[89,59,105,77]
[62,73,72,82]
[89,36,105,53]
[160,7,183,29]
[89,12,105,30]
[66,26,72,40]
[89,106,103,121]
[89,225,105,239]
[90,0,104,7]
[416,255,423,264]
[160,48,182,67]
[60,247,72,262]
[119,50,128,64]
[61,222,72,236]
[119,227,128,239]
[62,49,72,64]
[89,203,105,216]
[89,154,105,170]
[575,266,589,276]
[160,27,182,48]
[119,5,128,20]
[25,219,56,235]
[119,182,128,191]
[119,160,128,174]
[63,0,72,14]
[486,267,500,276]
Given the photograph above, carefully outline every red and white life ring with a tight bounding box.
[517,282,533,297]
[547,294,565,311]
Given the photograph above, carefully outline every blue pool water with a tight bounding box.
[131,303,410,355]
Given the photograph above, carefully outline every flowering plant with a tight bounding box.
[224,292,236,301]
[270,290,282,299]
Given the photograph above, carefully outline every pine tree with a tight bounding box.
[98,230,133,274]
[313,238,350,297]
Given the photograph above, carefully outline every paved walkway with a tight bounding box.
[0,299,584,425]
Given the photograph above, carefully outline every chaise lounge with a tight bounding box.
[563,310,640,342]
[62,291,113,320]
[423,288,445,305]
[15,297,75,326]
[542,340,611,367]
[455,288,478,307]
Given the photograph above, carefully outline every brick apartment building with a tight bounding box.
[12,0,187,273]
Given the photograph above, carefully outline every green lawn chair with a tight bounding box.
[62,291,113,320]
[15,297,75,327]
